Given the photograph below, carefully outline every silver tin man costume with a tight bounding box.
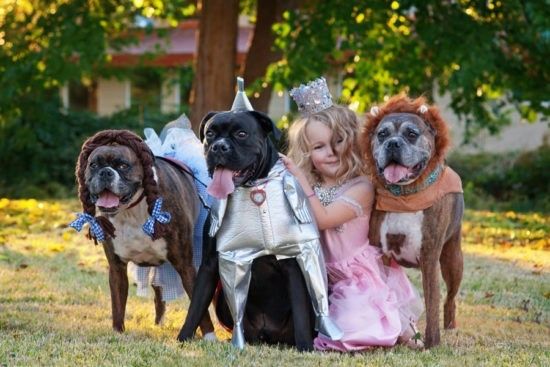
[211,77,342,349]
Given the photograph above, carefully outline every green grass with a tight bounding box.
[0,199,549,366]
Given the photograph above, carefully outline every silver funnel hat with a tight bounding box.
[231,77,254,111]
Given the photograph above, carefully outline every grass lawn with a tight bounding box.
[0,199,548,366]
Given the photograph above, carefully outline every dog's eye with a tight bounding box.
[377,131,388,139]
[90,162,98,169]
[205,130,215,139]
[236,131,248,139]
[407,130,419,139]
[118,163,129,170]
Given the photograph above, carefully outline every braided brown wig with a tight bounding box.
[75,129,167,242]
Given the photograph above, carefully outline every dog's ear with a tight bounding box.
[248,111,282,142]
[199,111,220,142]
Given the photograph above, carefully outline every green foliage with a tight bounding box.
[268,0,549,140]
[448,144,550,212]
[0,106,178,198]
[0,0,194,116]
[0,0,194,198]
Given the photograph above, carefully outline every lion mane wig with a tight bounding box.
[75,129,167,242]
[361,94,451,188]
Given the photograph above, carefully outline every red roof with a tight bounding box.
[108,20,252,67]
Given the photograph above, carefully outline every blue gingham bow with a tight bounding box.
[142,198,171,237]
[69,213,105,242]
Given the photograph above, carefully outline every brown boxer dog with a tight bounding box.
[362,95,464,348]
[72,129,214,340]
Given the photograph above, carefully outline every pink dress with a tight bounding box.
[314,177,423,352]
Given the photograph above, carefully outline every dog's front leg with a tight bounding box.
[420,243,442,348]
[177,229,219,342]
[103,241,128,332]
[279,258,314,352]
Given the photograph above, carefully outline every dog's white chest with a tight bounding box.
[108,203,168,265]
[380,211,424,266]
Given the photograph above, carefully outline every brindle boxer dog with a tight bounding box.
[177,111,316,351]
[73,129,214,340]
[362,95,464,348]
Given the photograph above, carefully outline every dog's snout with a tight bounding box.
[386,138,402,151]
[211,140,230,153]
[99,168,114,180]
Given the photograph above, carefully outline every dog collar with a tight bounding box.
[127,191,146,209]
[385,165,443,196]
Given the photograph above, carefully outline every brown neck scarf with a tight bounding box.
[375,166,463,212]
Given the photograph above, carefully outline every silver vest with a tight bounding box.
[210,160,319,254]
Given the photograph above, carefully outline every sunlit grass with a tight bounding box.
[463,210,549,250]
[0,199,548,366]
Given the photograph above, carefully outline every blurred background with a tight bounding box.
[0,0,548,211]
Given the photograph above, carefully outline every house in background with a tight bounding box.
[59,20,235,116]
[60,19,547,153]
[59,18,290,119]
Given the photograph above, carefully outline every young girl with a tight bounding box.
[281,78,423,351]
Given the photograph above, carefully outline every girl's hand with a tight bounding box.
[279,153,313,195]
[279,153,301,177]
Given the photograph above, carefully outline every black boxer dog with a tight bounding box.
[177,110,315,351]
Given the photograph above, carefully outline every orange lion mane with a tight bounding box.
[360,93,450,188]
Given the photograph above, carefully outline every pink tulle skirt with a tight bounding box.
[314,245,423,352]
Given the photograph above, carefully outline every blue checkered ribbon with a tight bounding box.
[69,213,105,242]
[142,198,171,237]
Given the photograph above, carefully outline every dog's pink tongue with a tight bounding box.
[383,164,410,184]
[97,191,120,208]
[207,168,235,199]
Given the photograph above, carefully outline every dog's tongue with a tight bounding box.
[207,168,235,199]
[383,164,410,184]
[97,191,120,208]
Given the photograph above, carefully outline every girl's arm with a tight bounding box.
[280,155,374,230]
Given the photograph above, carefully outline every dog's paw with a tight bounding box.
[155,313,166,326]
[423,332,440,348]
[295,342,314,352]
[176,329,194,343]
[202,332,218,342]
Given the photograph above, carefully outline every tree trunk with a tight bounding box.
[189,0,239,131]
[242,0,296,113]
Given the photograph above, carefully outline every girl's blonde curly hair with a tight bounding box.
[286,105,366,185]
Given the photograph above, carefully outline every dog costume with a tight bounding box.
[209,78,342,348]
[132,114,212,301]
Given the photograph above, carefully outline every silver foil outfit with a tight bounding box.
[210,160,343,348]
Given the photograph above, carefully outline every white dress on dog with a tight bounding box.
[132,118,212,301]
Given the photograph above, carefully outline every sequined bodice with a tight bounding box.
[313,182,344,206]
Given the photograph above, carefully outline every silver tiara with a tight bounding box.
[289,77,333,115]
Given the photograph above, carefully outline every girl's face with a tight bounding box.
[305,119,344,185]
